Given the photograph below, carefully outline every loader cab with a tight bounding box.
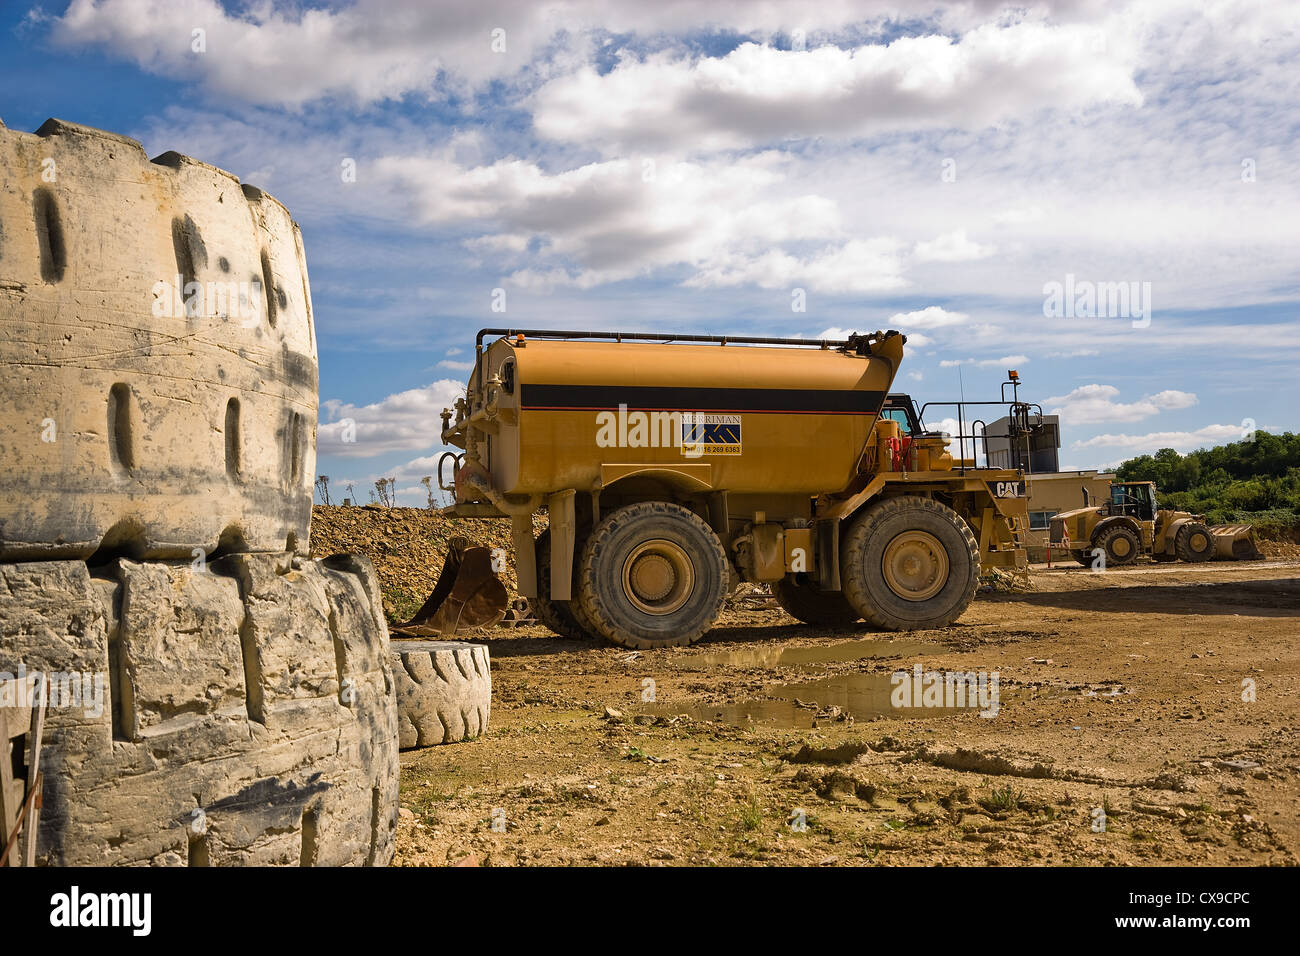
[1108,481,1157,522]
[881,393,924,435]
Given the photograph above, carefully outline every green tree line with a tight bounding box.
[1114,431,1300,526]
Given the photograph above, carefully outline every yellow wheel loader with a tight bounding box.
[428,328,1039,648]
[1048,480,1261,567]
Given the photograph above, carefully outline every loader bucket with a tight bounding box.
[1209,525,1262,560]
[392,536,509,636]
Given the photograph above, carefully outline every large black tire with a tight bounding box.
[1175,522,1214,562]
[1071,550,1094,567]
[772,575,862,627]
[840,496,979,631]
[1095,524,1140,566]
[391,640,491,749]
[0,553,398,866]
[577,501,729,649]
[532,529,597,640]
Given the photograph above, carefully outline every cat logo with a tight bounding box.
[988,480,1026,498]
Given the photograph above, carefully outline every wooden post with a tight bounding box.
[0,673,46,867]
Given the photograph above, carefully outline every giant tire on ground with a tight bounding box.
[1095,524,1140,566]
[0,118,318,561]
[390,640,491,749]
[772,575,862,627]
[577,501,729,649]
[840,496,980,631]
[0,552,399,866]
[1175,522,1215,563]
[1071,550,1094,567]
[531,529,597,640]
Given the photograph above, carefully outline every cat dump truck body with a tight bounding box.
[1049,480,1261,566]
[435,328,1030,648]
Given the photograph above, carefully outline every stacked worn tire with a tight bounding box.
[0,118,398,865]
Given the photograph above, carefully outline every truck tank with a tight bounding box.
[456,331,903,499]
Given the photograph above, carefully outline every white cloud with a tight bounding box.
[913,230,995,263]
[439,359,475,371]
[1072,424,1245,454]
[887,306,969,329]
[373,150,859,289]
[1045,384,1197,424]
[532,20,1142,153]
[687,239,906,293]
[319,380,464,458]
[940,354,1028,368]
[54,0,997,109]
[1044,348,1100,358]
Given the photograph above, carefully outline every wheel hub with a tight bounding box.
[622,540,694,615]
[882,530,948,602]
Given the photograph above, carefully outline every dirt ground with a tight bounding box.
[391,559,1300,867]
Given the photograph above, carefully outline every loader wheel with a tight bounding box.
[1175,522,1214,562]
[532,529,597,640]
[577,501,729,649]
[772,575,862,627]
[1095,525,1140,566]
[840,496,979,631]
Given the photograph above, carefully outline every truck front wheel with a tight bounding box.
[840,496,979,631]
[577,501,729,648]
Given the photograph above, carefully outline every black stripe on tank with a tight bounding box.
[519,383,885,415]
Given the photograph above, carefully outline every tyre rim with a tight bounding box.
[622,539,694,615]
[1191,532,1208,552]
[1113,535,1132,558]
[881,531,949,602]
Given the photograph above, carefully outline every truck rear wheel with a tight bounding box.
[532,530,597,640]
[577,501,729,649]
[1175,522,1214,562]
[840,496,979,631]
[773,575,862,627]
[1095,525,1140,566]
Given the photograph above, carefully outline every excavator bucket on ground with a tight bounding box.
[1209,525,1262,560]
[392,536,509,636]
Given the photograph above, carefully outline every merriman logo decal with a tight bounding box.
[682,413,741,456]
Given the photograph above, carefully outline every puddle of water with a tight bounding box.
[683,638,942,671]
[647,669,1001,728]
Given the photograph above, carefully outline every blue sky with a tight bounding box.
[4,1,1297,504]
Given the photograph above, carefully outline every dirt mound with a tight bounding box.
[310,505,543,625]
[1258,537,1300,559]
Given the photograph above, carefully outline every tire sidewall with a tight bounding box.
[581,502,727,646]
[773,574,860,626]
[1178,523,1214,561]
[844,498,978,628]
[1100,526,1139,565]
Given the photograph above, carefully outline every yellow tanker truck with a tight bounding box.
[425,328,1035,648]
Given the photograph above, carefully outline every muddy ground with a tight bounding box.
[391,560,1299,867]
